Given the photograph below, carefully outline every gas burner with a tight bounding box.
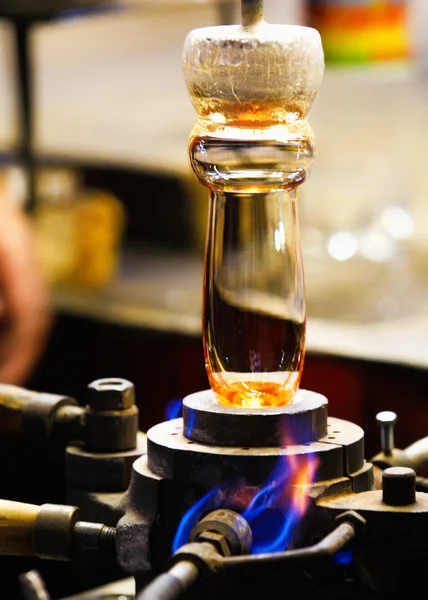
[1,377,427,599]
[114,385,375,598]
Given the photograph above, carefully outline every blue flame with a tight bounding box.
[242,456,301,553]
[184,409,195,437]
[334,548,354,565]
[172,453,318,555]
[166,398,182,421]
[172,485,230,552]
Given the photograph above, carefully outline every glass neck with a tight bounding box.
[189,121,315,192]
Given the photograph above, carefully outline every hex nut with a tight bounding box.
[194,531,231,557]
[86,378,135,411]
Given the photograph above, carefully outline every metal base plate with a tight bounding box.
[146,416,365,487]
[182,388,328,447]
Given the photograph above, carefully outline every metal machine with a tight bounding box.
[1,378,428,599]
[1,2,427,599]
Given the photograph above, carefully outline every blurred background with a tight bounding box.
[0,0,427,457]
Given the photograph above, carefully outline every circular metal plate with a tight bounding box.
[182,388,328,447]
[146,417,365,487]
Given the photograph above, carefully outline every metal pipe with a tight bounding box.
[222,521,357,570]
[136,561,199,600]
[136,508,251,600]
[136,512,360,600]
[402,436,428,471]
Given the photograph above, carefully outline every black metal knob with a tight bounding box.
[376,411,397,456]
[382,466,416,506]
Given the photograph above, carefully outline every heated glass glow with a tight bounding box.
[182,16,323,409]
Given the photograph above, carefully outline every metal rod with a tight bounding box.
[14,17,36,213]
[402,436,428,470]
[19,571,51,600]
[136,514,358,599]
[376,411,397,457]
[222,521,356,570]
[136,561,199,600]
[241,0,263,27]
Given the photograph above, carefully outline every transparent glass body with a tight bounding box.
[189,127,314,408]
[183,18,323,408]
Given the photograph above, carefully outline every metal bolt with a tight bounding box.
[376,411,397,456]
[73,521,116,552]
[86,378,135,411]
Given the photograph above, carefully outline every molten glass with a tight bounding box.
[182,4,324,408]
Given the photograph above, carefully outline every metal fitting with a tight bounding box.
[22,393,81,447]
[84,406,139,452]
[382,466,416,506]
[189,509,252,556]
[163,510,253,581]
[168,541,225,579]
[83,378,139,452]
[193,530,231,558]
[335,510,366,540]
[66,431,147,492]
[73,521,116,552]
[33,504,116,561]
[34,504,81,561]
[86,378,135,411]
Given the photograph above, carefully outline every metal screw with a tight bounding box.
[73,521,116,552]
[376,411,397,456]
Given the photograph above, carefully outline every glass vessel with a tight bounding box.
[182,0,324,408]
